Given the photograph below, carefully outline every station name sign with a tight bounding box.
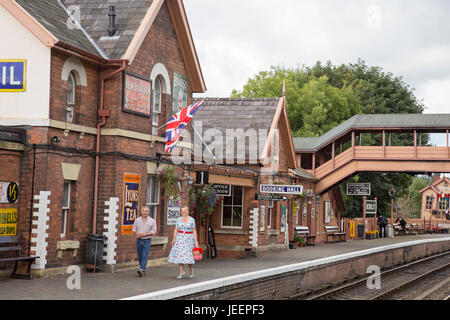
[346,183,371,196]
[260,184,303,195]
[0,60,26,92]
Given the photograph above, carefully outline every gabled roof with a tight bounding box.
[3,0,205,92]
[419,177,450,194]
[191,97,297,168]
[294,113,450,152]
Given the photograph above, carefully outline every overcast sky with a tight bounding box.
[184,0,450,118]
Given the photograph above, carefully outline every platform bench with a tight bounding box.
[294,226,316,246]
[324,226,346,243]
[410,223,423,234]
[0,236,37,279]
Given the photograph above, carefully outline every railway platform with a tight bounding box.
[0,233,448,300]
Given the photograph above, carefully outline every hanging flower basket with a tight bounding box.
[158,167,181,200]
[195,185,220,215]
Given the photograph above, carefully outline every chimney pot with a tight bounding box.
[108,6,116,37]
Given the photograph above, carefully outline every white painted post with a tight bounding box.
[249,208,259,248]
[103,197,119,265]
[31,191,51,270]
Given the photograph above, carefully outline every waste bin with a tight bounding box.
[85,234,106,272]
[357,224,365,239]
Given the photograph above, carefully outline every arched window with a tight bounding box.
[67,72,76,105]
[152,77,162,135]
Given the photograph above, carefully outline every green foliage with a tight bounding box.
[233,59,427,218]
[158,167,180,200]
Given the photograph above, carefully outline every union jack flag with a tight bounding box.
[164,99,205,152]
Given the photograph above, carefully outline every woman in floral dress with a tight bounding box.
[168,206,199,278]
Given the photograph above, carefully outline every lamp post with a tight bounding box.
[389,187,395,227]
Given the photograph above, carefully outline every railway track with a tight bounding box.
[294,251,450,300]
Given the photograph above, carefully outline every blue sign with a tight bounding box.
[0,60,26,92]
[260,184,303,195]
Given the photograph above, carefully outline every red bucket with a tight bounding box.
[193,247,203,261]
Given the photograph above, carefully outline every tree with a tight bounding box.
[232,60,427,218]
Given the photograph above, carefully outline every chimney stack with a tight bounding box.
[108,6,117,37]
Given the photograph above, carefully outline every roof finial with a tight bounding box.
[282,78,286,98]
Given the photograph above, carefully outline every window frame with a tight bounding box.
[324,201,332,224]
[67,72,76,105]
[146,175,160,221]
[61,181,71,238]
[152,77,162,135]
[425,195,433,210]
[221,185,244,229]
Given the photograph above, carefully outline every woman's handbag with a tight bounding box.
[193,247,203,261]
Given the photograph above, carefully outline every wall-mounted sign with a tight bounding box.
[172,72,187,114]
[346,183,371,196]
[255,194,287,201]
[167,196,181,225]
[365,199,377,215]
[0,208,17,236]
[212,184,231,196]
[260,184,303,195]
[0,60,26,92]
[0,182,19,203]
[122,173,141,234]
[195,171,209,185]
[123,72,151,117]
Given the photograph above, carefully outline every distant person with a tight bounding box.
[395,217,407,235]
[132,206,157,277]
[168,206,199,279]
[377,215,387,237]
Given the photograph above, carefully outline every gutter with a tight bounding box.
[92,60,128,234]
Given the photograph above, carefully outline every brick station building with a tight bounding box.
[0,0,345,274]
[0,0,205,273]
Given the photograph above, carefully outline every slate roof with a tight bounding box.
[294,113,450,152]
[15,0,154,59]
[15,0,102,57]
[62,0,153,59]
[289,168,318,182]
[191,98,280,161]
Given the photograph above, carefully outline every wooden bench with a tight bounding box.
[0,236,37,279]
[410,223,423,234]
[324,226,346,243]
[294,226,316,246]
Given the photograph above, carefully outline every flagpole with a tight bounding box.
[192,123,217,161]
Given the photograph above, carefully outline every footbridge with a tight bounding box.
[294,114,450,194]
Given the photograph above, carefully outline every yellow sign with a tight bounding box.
[0,208,18,236]
[349,220,355,239]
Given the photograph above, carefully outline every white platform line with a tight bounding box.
[121,237,450,300]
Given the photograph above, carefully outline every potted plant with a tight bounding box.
[294,231,305,247]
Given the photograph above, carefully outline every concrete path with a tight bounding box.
[0,234,448,300]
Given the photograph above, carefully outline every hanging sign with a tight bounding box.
[123,72,151,117]
[347,183,371,196]
[255,194,287,201]
[366,199,377,215]
[0,208,17,236]
[212,184,231,196]
[122,173,141,234]
[0,60,26,92]
[167,196,181,225]
[260,184,303,195]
